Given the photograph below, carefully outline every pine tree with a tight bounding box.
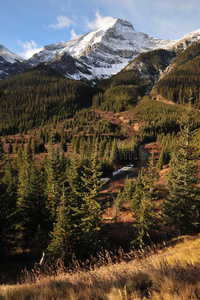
[80,143,105,256]
[110,139,119,165]
[131,154,159,246]
[131,171,144,211]
[45,144,62,221]
[65,155,85,256]
[123,176,133,202]
[1,157,18,247]
[17,148,48,247]
[162,95,200,234]
[47,186,71,260]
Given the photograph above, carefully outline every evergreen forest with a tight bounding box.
[1,42,200,286]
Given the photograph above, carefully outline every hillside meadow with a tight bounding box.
[0,235,200,299]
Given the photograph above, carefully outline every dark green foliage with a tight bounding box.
[80,144,106,256]
[116,177,133,211]
[17,147,48,247]
[0,157,18,249]
[96,69,146,91]
[44,145,63,222]
[47,186,71,260]
[94,69,149,112]
[0,64,96,135]
[155,42,200,107]
[134,96,200,143]
[93,85,139,112]
[162,97,200,234]
[47,144,106,260]
[110,139,119,165]
[157,133,176,170]
[131,154,159,246]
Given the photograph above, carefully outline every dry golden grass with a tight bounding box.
[1,235,200,299]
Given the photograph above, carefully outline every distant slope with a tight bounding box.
[153,42,200,107]
[124,49,177,87]
[94,69,149,112]
[94,49,177,112]
[0,64,97,135]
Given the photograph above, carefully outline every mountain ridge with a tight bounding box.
[1,19,200,81]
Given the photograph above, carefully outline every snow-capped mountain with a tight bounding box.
[0,45,23,63]
[27,18,176,82]
[0,45,27,80]
[1,19,200,81]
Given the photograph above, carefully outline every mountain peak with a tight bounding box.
[0,45,23,63]
[112,18,135,30]
[1,20,200,82]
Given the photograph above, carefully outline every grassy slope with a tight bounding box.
[0,235,200,299]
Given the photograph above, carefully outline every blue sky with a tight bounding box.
[1,0,200,59]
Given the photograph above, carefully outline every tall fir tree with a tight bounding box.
[80,142,106,256]
[131,154,159,246]
[1,157,18,248]
[17,146,48,247]
[110,139,119,165]
[162,94,200,234]
[44,144,62,222]
[47,185,71,261]
[65,155,85,257]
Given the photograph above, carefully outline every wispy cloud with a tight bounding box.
[85,12,115,31]
[18,40,43,59]
[49,15,74,30]
[70,29,79,40]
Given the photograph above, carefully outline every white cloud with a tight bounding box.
[50,15,74,30]
[85,12,115,31]
[18,40,43,59]
[70,29,79,40]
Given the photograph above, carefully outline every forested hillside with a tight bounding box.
[154,42,200,107]
[0,64,97,135]
[125,49,176,86]
[0,43,200,295]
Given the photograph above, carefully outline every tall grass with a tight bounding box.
[0,235,200,299]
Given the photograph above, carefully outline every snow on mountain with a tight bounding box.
[27,18,176,82]
[0,45,23,63]
[1,19,200,81]
[0,45,27,80]
[170,29,200,49]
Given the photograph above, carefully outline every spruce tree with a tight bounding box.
[17,147,48,247]
[110,139,119,165]
[65,155,85,257]
[131,154,159,246]
[1,157,18,247]
[47,186,71,260]
[80,143,105,256]
[162,96,200,234]
[45,144,62,221]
